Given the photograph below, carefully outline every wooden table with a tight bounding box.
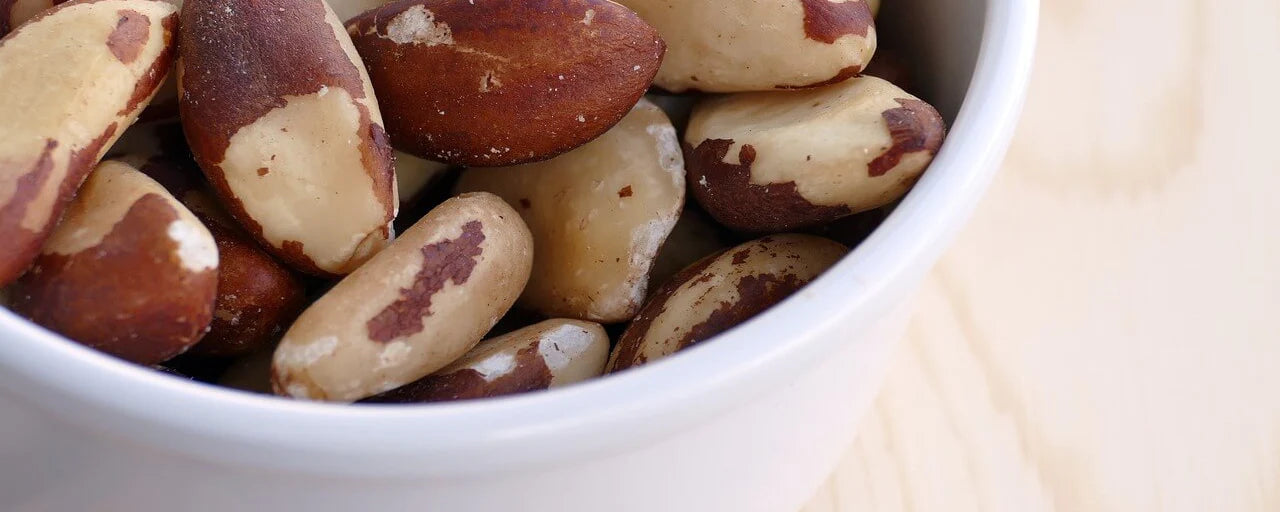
[803,0,1280,509]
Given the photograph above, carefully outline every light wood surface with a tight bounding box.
[803,0,1280,510]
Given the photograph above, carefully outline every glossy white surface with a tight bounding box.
[0,0,1037,509]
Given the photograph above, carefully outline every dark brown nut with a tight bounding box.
[685,76,945,233]
[456,99,684,323]
[179,0,398,277]
[615,0,875,93]
[648,204,735,292]
[362,318,609,403]
[0,0,178,286]
[346,0,666,167]
[9,160,218,365]
[218,348,274,394]
[120,154,309,357]
[608,234,846,372]
[272,192,533,402]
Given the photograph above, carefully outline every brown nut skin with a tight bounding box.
[9,160,218,366]
[346,0,666,167]
[124,154,308,357]
[615,0,875,93]
[685,76,945,233]
[179,0,398,277]
[0,0,178,286]
[456,99,684,323]
[361,318,609,404]
[608,234,846,372]
[271,192,533,402]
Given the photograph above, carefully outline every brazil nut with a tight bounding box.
[608,234,847,372]
[9,160,218,365]
[456,99,685,323]
[271,192,533,402]
[0,0,178,285]
[363,318,609,403]
[685,75,945,233]
[180,0,398,276]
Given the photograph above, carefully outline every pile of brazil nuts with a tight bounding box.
[0,0,944,404]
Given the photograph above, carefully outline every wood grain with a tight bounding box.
[804,0,1280,509]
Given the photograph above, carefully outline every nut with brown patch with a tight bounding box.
[9,160,218,365]
[0,0,178,286]
[124,154,308,358]
[685,76,945,233]
[456,99,685,323]
[362,318,609,403]
[179,0,398,277]
[271,192,533,402]
[608,234,847,372]
[615,0,875,92]
[346,0,665,167]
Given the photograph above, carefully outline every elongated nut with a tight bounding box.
[0,0,178,286]
[456,99,684,323]
[685,76,945,233]
[346,0,665,166]
[608,234,846,372]
[180,0,397,276]
[615,0,875,92]
[128,155,307,357]
[9,160,218,365]
[272,192,533,402]
[362,319,608,403]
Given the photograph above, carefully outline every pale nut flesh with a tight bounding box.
[362,318,609,403]
[179,0,398,276]
[9,160,219,365]
[608,234,847,372]
[614,0,876,92]
[271,192,534,403]
[685,75,945,233]
[0,0,178,286]
[456,99,685,323]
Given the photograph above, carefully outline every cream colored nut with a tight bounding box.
[608,234,847,372]
[395,151,450,208]
[179,0,398,276]
[1,0,180,36]
[325,0,391,22]
[615,0,876,92]
[272,192,534,402]
[362,318,609,403]
[0,0,178,286]
[9,160,218,365]
[456,99,685,323]
[648,205,735,291]
[685,76,945,233]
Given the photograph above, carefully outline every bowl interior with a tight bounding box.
[0,0,1036,477]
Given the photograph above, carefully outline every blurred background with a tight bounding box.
[804,0,1280,510]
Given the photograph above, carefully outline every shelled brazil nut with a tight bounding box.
[9,160,218,365]
[615,0,876,93]
[363,319,609,403]
[608,234,848,372]
[685,76,945,233]
[0,0,178,286]
[272,192,533,402]
[179,0,398,276]
[346,0,666,166]
[455,99,685,323]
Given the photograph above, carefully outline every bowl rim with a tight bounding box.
[0,0,1039,477]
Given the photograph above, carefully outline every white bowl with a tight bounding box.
[0,0,1037,510]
